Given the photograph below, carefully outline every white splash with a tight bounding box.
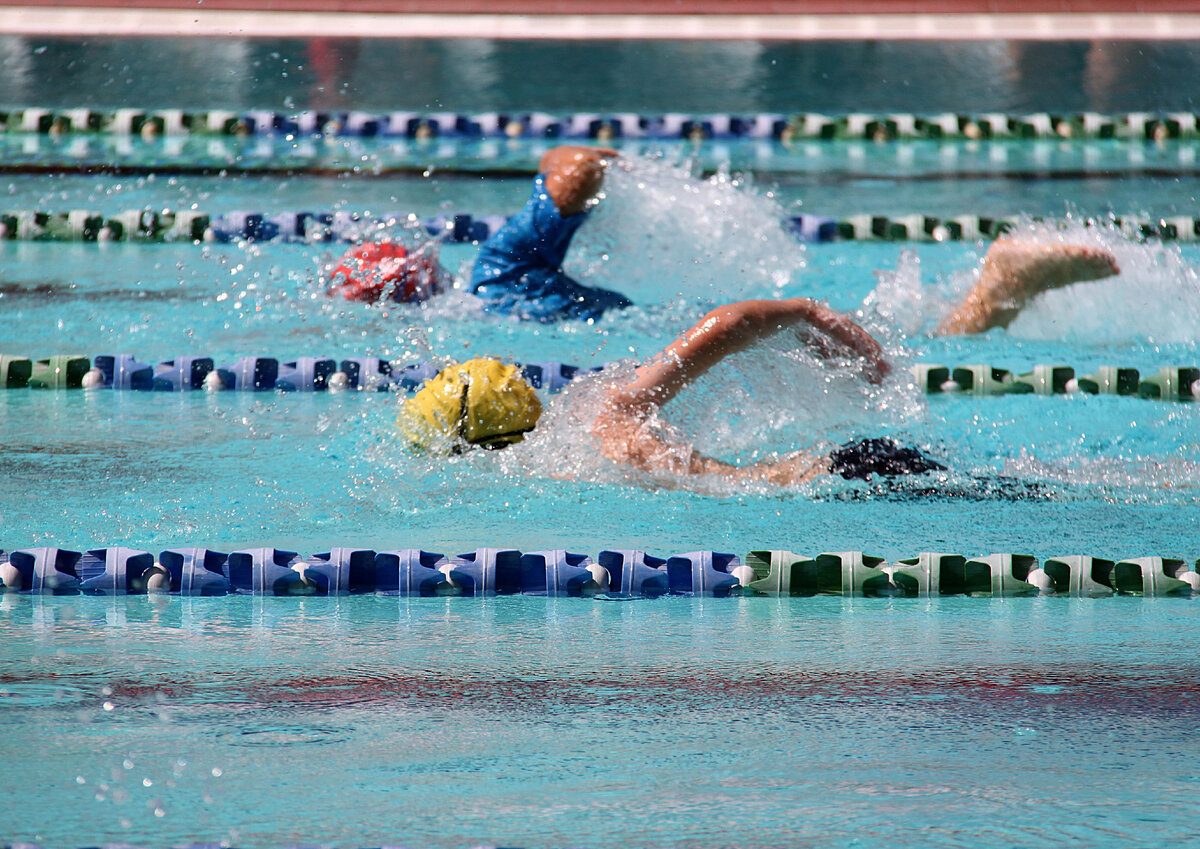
[860,217,1200,347]
[567,154,807,306]
[1001,219,1200,347]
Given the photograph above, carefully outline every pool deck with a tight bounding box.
[2,0,1200,39]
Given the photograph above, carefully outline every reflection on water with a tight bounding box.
[3,37,1200,112]
[2,595,1200,848]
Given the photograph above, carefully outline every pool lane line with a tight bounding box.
[3,208,1199,245]
[0,548,1196,598]
[2,356,1197,401]
[0,164,538,178]
[3,7,1200,40]
[12,665,1200,711]
[6,108,1200,142]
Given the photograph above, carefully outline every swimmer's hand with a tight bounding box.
[795,301,890,384]
[540,145,618,216]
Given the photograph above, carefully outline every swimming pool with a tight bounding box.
[3,34,1200,849]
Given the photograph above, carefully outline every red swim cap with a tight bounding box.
[330,241,445,303]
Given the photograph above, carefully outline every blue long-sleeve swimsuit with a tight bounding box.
[470,174,632,322]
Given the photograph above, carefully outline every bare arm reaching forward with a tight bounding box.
[592,298,889,484]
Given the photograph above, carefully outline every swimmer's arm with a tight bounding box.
[591,407,825,486]
[540,145,618,216]
[608,299,889,413]
[594,298,886,485]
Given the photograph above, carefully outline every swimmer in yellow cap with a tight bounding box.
[403,239,1119,483]
[398,358,543,452]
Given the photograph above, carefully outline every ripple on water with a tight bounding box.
[219,723,352,747]
[0,681,91,707]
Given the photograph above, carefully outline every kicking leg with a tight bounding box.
[936,239,1119,335]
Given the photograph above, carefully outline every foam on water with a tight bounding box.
[860,217,1200,348]
[1002,446,1200,497]
[569,154,807,305]
[1003,221,1200,348]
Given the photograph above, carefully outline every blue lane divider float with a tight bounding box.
[0,209,512,244]
[8,208,1200,246]
[1,546,1197,598]
[5,108,1200,141]
[159,548,230,595]
[0,355,607,395]
[6,356,1200,402]
[599,550,670,598]
[520,550,601,596]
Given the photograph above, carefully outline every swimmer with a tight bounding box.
[469,145,632,322]
[331,146,621,317]
[399,238,1119,485]
[329,240,450,303]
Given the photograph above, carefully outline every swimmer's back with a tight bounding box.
[470,174,631,322]
[472,174,586,290]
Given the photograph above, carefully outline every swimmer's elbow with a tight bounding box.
[699,303,756,336]
[709,298,816,330]
[699,300,795,343]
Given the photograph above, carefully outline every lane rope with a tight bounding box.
[5,108,1200,142]
[0,546,1195,598]
[2,209,1198,244]
[1,356,1196,401]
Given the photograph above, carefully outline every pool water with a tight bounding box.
[2,153,1198,849]
[6,38,1200,114]
[3,33,1200,849]
[2,155,1198,555]
[3,594,1200,849]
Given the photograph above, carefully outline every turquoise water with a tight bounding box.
[2,156,1199,559]
[4,38,1200,113]
[3,594,1200,849]
[4,34,1200,849]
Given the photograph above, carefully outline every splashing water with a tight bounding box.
[1001,219,1200,348]
[567,154,807,306]
[500,339,933,496]
[860,217,1200,348]
[857,249,948,343]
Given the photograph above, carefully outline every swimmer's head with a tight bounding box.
[330,240,446,304]
[397,358,542,452]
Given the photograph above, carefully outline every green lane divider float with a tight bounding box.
[2,355,91,389]
[0,355,32,388]
[3,108,1200,142]
[745,551,1200,598]
[912,364,1200,401]
[26,355,90,389]
[2,208,1200,244]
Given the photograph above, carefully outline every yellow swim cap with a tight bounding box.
[397,358,542,451]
